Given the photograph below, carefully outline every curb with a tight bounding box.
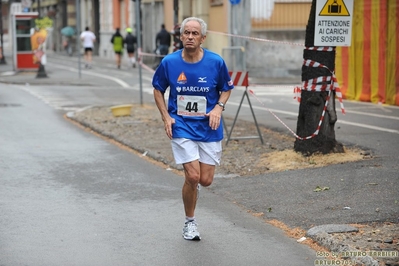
[307,224,380,266]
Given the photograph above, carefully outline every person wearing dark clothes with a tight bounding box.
[124,27,137,68]
[110,28,124,69]
[172,24,183,52]
[155,24,171,68]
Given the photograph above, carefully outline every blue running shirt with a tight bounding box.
[153,49,234,142]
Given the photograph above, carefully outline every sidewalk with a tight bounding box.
[0,53,116,86]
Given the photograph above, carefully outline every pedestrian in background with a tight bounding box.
[154,24,171,68]
[80,26,96,68]
[62,35,73,56]
[152,17,234,241]
[124,28,137,68]
[171,24,183,52]
[110,28,124,69]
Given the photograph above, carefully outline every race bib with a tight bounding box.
[177,95,207,116]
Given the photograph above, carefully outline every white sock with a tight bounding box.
[185,216,195,224]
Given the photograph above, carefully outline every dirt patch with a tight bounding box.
[257,148,365,173]
[70,104,368,177]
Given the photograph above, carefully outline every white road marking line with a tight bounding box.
[48,63,131,88]
[343,110,399,120]
[228,102,399,135]
[337,120,399,134]
[48,62,154,88]
[235,87,399,120]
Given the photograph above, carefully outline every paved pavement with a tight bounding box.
[1,51,398,265]
[0,52,319,266]
[1,52,398,228]
[1,81,320,266]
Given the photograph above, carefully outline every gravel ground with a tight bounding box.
[67,104,398,266]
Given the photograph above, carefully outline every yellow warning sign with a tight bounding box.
[319,0,350,16]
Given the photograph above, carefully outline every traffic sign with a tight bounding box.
[319,0,350,16]
[314,0,354,46]
[21,0,32,9]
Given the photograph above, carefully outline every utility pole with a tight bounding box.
[76,0,81,78]
[0,0,6,64]
[134,0,143,105]
[36,0,48,78]
[37,0,40,16]
[173,0,178,25]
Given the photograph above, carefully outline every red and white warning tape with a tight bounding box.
[300,59,345,114]
[305,46,335,52]
[249,87,336,141]
[249,46,345,140]
[248,88,306,140]
[291,57,346,140]
[140,51,166,58]
[136,48,155,73]
[207,30,304,47]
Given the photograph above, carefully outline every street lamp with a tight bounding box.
[0,0,7,64]
[37,0,41,17]
[132,0,143,104]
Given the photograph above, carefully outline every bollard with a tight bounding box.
[36,63,48,78]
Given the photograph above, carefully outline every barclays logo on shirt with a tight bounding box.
[178,86,210,93]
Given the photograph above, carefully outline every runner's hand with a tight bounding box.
[206,108,222,130]
[163,116,175,139]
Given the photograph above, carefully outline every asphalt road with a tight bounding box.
[0,57,317,265]
[1,52,398,265]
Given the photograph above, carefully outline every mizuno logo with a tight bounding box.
[198,77,207,83]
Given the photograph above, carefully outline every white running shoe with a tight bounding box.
[182,221,201,240]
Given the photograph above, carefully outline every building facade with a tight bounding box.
[15,0,398,106]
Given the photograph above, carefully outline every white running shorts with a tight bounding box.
[171,138,222,166]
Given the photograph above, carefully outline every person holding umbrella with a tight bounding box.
[61,26,75,56]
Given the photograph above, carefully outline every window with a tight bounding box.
[16,19,34,35]
[210,0,223,6]
[16,37,32,51]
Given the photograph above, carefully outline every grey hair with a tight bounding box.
[180,17,207,36]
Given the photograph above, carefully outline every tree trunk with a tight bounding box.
[294,0,344,155]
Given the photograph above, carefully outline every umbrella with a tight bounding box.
[61,26,76,37]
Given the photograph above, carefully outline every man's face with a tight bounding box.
[180,20,206,50]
